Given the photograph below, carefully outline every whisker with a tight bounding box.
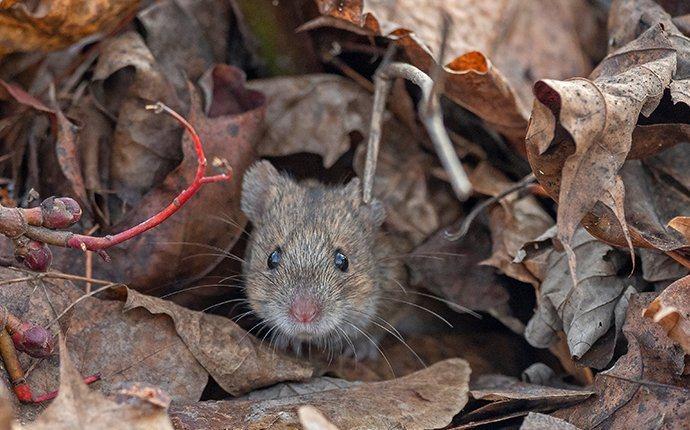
[231,310,255,324]
[344,320,395,378]
[211,214,250,236]
[202,298,249,313]
[335,325,357,361]
[160,282,244,299]
[379,297,454,328]
[401,290,481,318]
[349,309,425,368]
[181,252,247,265]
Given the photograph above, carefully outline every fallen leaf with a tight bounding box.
[669,216,690,240]
[91,31,184,205]
[137,0,216,95]
[554,294,690,428]
[170,358,470,430]
[638,248,688,286]
[24,336,174,430]
[455,374,592,428]
[643,274,690,359]
[0,269,208,421]
[525,0,690,266]
[246,74,372,168]
[0,0,139,56]
[524,227,644,365]
[306,0,596,144]
[407,222,509,312]
[123,288,313,396]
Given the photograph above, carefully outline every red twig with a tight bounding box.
[1,102,232,265]
[0,328,99,403]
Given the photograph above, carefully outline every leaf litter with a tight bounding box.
[0,0,689,428]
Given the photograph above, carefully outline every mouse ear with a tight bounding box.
[363,198,387,227]
[342,177,386,226]
[342,177,362,202]
[241,161,291,222]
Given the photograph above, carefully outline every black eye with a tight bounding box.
[334,249,349,272]
[267,247,282,270]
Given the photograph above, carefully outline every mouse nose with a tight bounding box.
[289,294,320,323]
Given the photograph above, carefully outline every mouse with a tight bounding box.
[240,160,408,358]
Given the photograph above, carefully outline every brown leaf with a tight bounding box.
[24,336,174,430]
[91,31,184,205]
[523,228,644,365]
[169,358,471,430]
[245,74,372,168]
[123,288,313,396]
[527,23,674,254]
[54,110,90,216]
[0,270,208,418]
[554,294,690,428]
[0,0,139,56]
[669,216,690,239]
[455,374,592,428]
[526,0,690,264]
[407,222,509,312]
[306,0,596,144]
[643,274,690,359]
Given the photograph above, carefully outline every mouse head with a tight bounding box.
[240,161,386,346]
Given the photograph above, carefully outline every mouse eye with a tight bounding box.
[267,247,282,270]
[334,249,349,272]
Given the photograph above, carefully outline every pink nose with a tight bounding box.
[289,295,320,323]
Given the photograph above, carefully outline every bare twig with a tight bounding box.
[0,102,232,269]
[362,13,471,203]
[445,173,536,241]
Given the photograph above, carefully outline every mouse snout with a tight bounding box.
[289,294,321,324]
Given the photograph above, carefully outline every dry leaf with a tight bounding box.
[246,74,372,168]
[91,31,184,204]
[306,0,596,144]
[555,294,690,428]
[669,216,690,240]
[0,0,140,56]
[526,0,690,265]
[170,358,471,430]
[524,228,644,365]
[24,336,174,430]
[0,269,208,420]
[407,223,509,312]
[456,374,592,428]
[327,331,530,384]
[123,288,313,396]
[643,274,690,358]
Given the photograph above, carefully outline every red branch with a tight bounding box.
[18,103,231,260]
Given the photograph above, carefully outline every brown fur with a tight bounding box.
[240,161,407,352]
